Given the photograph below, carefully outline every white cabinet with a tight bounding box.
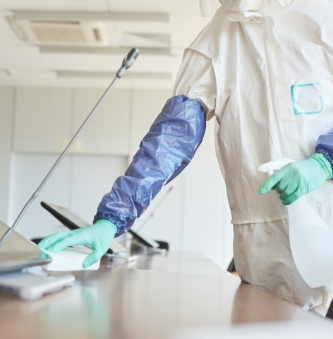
[9,153,128,240]
[13,87,131,155]
[0,87,14,223]
[14,88,72,153]
[10,154,72,239]
[70,154,128,225]
[132,177,184,252]
[73,89,131,155]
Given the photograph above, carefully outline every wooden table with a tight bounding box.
[0,252,331,339]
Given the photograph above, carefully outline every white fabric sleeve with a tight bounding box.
[173,49,217,120]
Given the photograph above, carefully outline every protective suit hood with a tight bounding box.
[219,0,263,11]
[218,0,292,12]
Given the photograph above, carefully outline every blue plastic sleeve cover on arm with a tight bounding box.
[93,95,206,237]
[316,129,333,178]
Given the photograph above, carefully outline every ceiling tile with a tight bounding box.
[0,0,220,88]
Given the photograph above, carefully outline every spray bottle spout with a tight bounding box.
[257,158,294,177]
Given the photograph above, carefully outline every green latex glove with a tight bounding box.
[259,154,332,205]
[38,219,117,268]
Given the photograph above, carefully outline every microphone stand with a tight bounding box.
[0,48,140,247]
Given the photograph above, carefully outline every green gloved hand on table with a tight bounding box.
[38,219,117,268]
[259,154,332,205]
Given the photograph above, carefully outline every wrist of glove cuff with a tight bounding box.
[94,219,118,234]
[311,153,333,180]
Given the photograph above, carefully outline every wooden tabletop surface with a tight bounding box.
[0,252,331,339]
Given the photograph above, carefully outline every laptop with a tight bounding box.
[0,221,51,273]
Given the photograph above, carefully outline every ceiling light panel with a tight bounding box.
[0,0,109,12]
[31,22,86,43]
[39,46,172,56]
[13,11,169,23]
[9,17,108,46]
[57,70,172,80]
[122,32,171,48]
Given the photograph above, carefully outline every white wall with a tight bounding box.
[9,154,128,240]
[0,86,233,268]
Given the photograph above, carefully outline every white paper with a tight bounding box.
[41,248,100,272]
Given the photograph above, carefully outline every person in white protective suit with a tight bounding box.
[39,0,333,317]
[172,0,333,316]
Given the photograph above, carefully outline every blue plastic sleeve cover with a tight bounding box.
[316,128,333,178]
[93,95,206,237]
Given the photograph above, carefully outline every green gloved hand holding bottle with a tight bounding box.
[260,154,332,205]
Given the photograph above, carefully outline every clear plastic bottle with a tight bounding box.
[258,159,333,288]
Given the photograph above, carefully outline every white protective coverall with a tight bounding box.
[174,0,333,316]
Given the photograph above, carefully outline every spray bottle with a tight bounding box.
[258,158,333,288]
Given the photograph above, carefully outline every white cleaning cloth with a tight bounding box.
[40,247,100,272]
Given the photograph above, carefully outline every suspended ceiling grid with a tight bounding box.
[0,0,220,89]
